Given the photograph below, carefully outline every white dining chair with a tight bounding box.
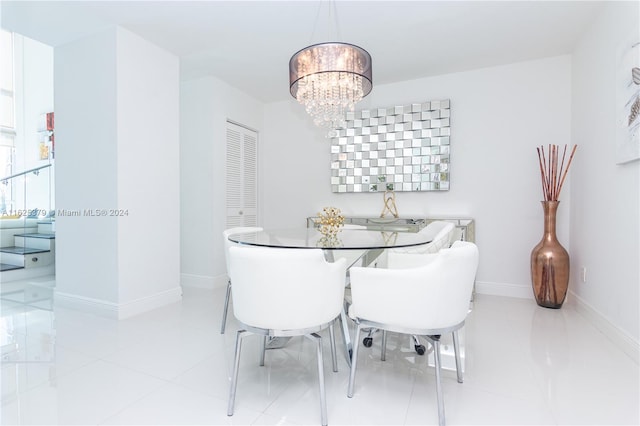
[389,220,456,256]
[227,246,347,426]
[347,241,479,426]
[360,221,457,352]
[220,226,263,334]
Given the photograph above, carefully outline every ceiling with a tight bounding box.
[1,1,605,103]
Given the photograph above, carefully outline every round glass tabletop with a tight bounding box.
[227,228,432,250]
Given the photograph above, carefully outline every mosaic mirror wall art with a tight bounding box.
[330,99,450,193]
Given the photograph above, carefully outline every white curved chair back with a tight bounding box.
[350,241,479,331]
[229,246,347,331]
[220,227,263,334]
[223,226,262,274]
[423,221,456,253]
[385,221,456,269]
[386,250,439,270]
[391,221,456,255]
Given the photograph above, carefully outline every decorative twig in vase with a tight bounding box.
[536,144,578,201]
[531,144,577,309]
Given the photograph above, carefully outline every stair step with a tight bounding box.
[0,246,50,255]
[14,234,56,250]
[0,265,54,282]
[14,233,55,239]
[0,263,24,272]
[37,221,55,233]
[0,247,53,269]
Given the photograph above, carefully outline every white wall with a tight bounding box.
[55,26,181,318]
[55,28,119,305]
[570,1,639,354]
[116,28,181,312]
[262,55,572,299]
[180,75,264,288]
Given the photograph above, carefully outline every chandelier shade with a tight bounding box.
[289,42,372,131]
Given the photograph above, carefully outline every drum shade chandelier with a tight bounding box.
[289,42,373,132]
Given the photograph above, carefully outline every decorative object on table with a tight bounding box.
[531,144,577,308]
[380,190,399,218]
[317,206,345,237]
[615,34,639,164]
[331,99,450,193]
[317,234,343,248]
[289,2,372,136]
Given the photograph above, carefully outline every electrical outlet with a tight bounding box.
[581,266,587,283]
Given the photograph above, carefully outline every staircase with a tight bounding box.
[0,220,55,281]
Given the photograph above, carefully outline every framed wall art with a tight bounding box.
[615,34,640,164]
[330,100,451,193]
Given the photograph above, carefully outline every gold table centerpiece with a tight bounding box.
[317,207,345,237]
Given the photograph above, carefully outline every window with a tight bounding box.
[0,29,15,213]
[0,30,14,128]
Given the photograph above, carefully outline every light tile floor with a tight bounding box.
[1,277,638,425]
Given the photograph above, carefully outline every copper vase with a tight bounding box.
[531,201,570,308]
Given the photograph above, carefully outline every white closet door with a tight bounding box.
[226,121,257,228]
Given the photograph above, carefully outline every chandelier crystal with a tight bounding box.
[289,42,372,132]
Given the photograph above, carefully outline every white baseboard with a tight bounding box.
[475,280,533,299]
[567,291,639,364]
[54,286,183,320]
[181,272,227,290]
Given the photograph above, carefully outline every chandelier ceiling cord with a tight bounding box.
[289,1,373,135]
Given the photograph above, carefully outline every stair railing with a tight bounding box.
[1,163,54,220]
[1,163,51,184]
[1,162,54,275]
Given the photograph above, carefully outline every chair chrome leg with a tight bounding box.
[347,325,362,398]
[452,330,463,383]
[220,279,232,334]
[329,323,338,373]
[340,306,352,367]
[432,337,445,426]
[306,333,328,426]
[260,335,267,367]
[227,330,246,416]
[381,329,387,361]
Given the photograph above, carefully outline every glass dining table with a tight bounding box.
[227,227,433,364]
[229,224,431,252]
